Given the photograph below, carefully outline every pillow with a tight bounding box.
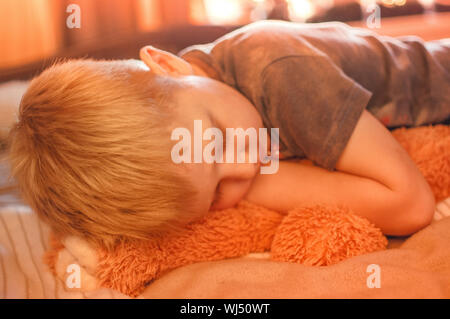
[0,80,29,146]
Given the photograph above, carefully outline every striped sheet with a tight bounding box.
[0,204,129,299]
[434,198,450,221]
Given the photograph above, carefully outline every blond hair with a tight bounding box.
[4,59,198,249]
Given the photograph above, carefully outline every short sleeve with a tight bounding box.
[261,55,372,171]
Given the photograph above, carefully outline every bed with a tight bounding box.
[1,80,449,299]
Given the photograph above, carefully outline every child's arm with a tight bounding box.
[245,110,435,236]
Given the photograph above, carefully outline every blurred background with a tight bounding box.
[1,0,450,82]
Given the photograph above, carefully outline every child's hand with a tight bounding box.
[55,236,100,292]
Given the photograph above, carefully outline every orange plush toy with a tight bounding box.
[45,124,450,297]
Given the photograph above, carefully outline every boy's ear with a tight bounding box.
[139,45,194,77]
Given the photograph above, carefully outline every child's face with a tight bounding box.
[168,75,264,217]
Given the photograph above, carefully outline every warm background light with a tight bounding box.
[417,0,435,10]
[137,0,162,31]
[0,0,449,71]
[287,0,316,21]
[250,0,275,21]
[381,0,407,6]
[0,0,61,69]
[202,0,245,25]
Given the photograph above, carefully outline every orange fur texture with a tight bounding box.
[44,124,450,297]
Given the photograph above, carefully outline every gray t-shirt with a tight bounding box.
[178,20,450,171]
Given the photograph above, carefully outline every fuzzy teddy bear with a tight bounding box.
[45,124,450,297]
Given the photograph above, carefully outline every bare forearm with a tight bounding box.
[244,159,424,235]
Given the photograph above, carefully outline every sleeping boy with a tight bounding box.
[5,20,449,256]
